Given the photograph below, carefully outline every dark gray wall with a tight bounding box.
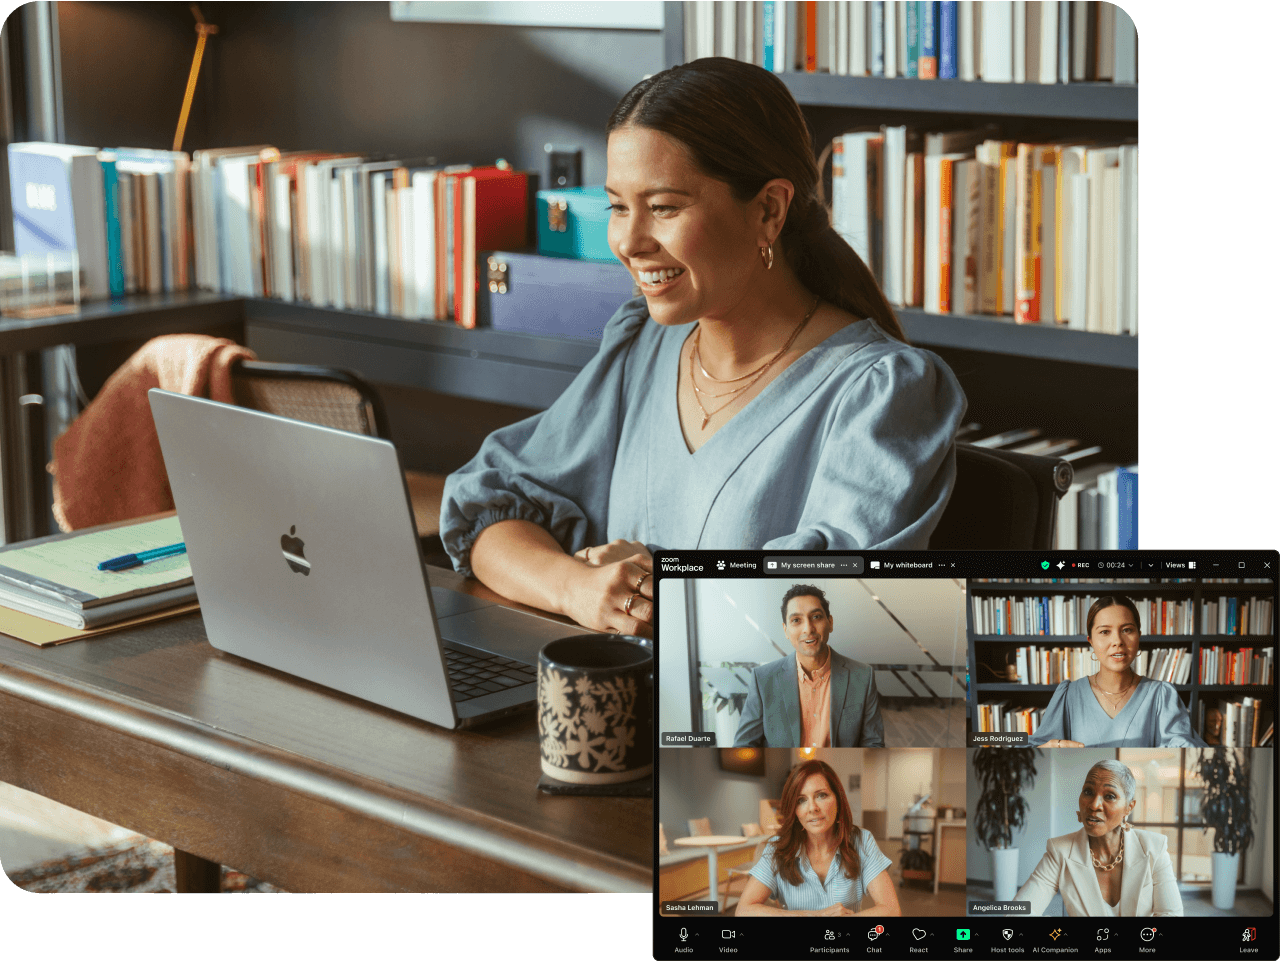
[57,1,664,182]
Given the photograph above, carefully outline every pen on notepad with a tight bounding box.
[97,542,187,571]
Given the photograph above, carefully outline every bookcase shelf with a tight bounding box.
[967,579,1275,745]
[778,73,1138,121]
[661,2,1139,466]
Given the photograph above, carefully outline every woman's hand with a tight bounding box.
[816,903,855,917]
[1047,739,1086,748]
[575,539,652,567]
[560,552,654,638]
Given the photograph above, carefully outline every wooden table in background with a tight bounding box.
[672,835,747,912]
[0,565,651,893]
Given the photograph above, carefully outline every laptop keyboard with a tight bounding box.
[444,646,537,702]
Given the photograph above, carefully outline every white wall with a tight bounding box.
[887,749,936,840]
[1246,749,1272,892]
[658,748,792,842]
[812,748,865,825]
[657,578,692,733]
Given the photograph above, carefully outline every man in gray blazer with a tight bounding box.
[733,584,885,748]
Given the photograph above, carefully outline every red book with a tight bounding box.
[804,2,817,71]
[451,167,528,328]
[938,157,956,313]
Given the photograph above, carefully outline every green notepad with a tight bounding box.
[0,515,192,609]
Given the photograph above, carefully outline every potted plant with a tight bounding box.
[1197,747,1254,910]
[973,746,1040,902]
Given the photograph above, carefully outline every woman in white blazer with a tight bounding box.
[1015,759,1183,917]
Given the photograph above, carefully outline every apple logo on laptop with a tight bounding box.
[281,526,310,576]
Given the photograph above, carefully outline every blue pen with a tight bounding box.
[97,541,187,571]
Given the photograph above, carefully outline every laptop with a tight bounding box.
[148,388,595,729]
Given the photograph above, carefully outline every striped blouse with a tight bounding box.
[748,829,892,912]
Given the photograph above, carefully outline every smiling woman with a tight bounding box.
[440,57,967,637]
[1028,597,1208,748]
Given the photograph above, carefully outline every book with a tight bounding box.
[981,1,1012,82]
[8,142,111,300]
[904,1,920,77]
[0,516,195,630]
[869,1,885,75]
[939,2,958,78]
[99,154,125,297]
[452,167,529,328]
[950,157,979,315]
[850,1,867,74]
[881,125,908,306]
[918,0,938,78]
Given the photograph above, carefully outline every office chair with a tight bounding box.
[928,442,1074,550]
[229,360,448,561]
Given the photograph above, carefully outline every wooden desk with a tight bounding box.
[0,565,650,893]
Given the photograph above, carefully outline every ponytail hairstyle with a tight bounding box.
[606,56,906,343]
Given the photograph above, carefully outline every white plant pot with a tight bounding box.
[991,847,1020,902]
[714,708,742,746]
[1211,851,1239,909]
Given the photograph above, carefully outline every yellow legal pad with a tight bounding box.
[0,600,200,647]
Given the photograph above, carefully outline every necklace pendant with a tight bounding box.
[700,413,710,430]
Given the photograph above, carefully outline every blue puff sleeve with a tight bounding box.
[440,298,649,577]
[763,344,966,550]
[1027,680,1071,746]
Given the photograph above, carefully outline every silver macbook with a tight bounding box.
[148,388,591,729]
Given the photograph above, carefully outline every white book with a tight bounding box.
[272,171,294,301]
[1017,645,1029,683]
[950,159,978,316]
[1115,145,1134,335]
[1001,155,1016,313]
[1012,1,1026,83]
[1085,147,1118,333]
[1038,1,1058,83]
[775,1,789,71]
[397,185,416,318]
[719,0,736,57]
[828,1,839,73]
[329,175,346,308]
[981,1,1013,82]
[1097,468,1119,550]
[372,172,390,314]
[696,1,716,59]
[1039,160,1057,322]
[838,131,881,268]
[881,125,906,306]
[850,0,867,74]
[741,1,756,63]
[958,1,976,80]
[303,164,325,303]
[411,170,437,320]
[836,0,849,73]
[1114,3,1137,83]
[817,1,831,72]
[1100,161,1119,335]
[1095,0,1114,81]
[217,158,254,297]
[1124,144,1138,335]
[884,0,898,77]
[1055,145,1087,326]
[1057,0,1070,82]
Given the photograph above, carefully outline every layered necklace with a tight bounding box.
[1090,669,1138,714]
[689,295,821,430]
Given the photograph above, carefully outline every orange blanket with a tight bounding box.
[50,334,255,531]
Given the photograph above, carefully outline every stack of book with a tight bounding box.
[193,150,529,328]
[1201,697,1272,748]
[973,593,1197,638]
[1199,647,1275,687]
[0,516,197,647]
[831,127,1137,334]
[686,1,1137,84]
[1201,596,1274,635]
[7,141,533,330]
[977,700,1042,734]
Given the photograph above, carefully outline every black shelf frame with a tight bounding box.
[966,579,1275,741]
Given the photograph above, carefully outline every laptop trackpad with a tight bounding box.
[437,605,587,663]
[430,585,494,620]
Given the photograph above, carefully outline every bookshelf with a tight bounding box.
[662,2,1139,466]
[967,580,1276,746]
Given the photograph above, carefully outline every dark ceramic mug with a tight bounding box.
[537,634,653,785]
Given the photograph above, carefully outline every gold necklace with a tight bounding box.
[689,296,820,430]
[1090,832,1124,871]
[1091,671,1137,710]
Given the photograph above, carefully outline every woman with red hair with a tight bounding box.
[736,759,901,916]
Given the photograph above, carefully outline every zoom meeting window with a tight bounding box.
[651,551,1278,961]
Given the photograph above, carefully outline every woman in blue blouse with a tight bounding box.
[1029,596,1207,748]
[441,58,966,636]
[737,759,900,917]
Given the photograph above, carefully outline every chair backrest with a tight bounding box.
[929,442,1073,550]
[658,823,669,856]
[688,817,712,837]
[741,823,762,837]
[230,360,391,440]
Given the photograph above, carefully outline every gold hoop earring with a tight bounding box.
[760,243,774,270]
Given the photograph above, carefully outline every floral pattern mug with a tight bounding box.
[538,635,653,785]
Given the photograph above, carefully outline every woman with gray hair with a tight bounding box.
[1014,759,1183,917]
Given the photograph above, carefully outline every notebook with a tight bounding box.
[148,388,592,728]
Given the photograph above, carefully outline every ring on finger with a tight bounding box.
[635,572,650,593]
[624,592,640,616]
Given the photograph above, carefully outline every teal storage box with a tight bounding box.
[536,185,615,261]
